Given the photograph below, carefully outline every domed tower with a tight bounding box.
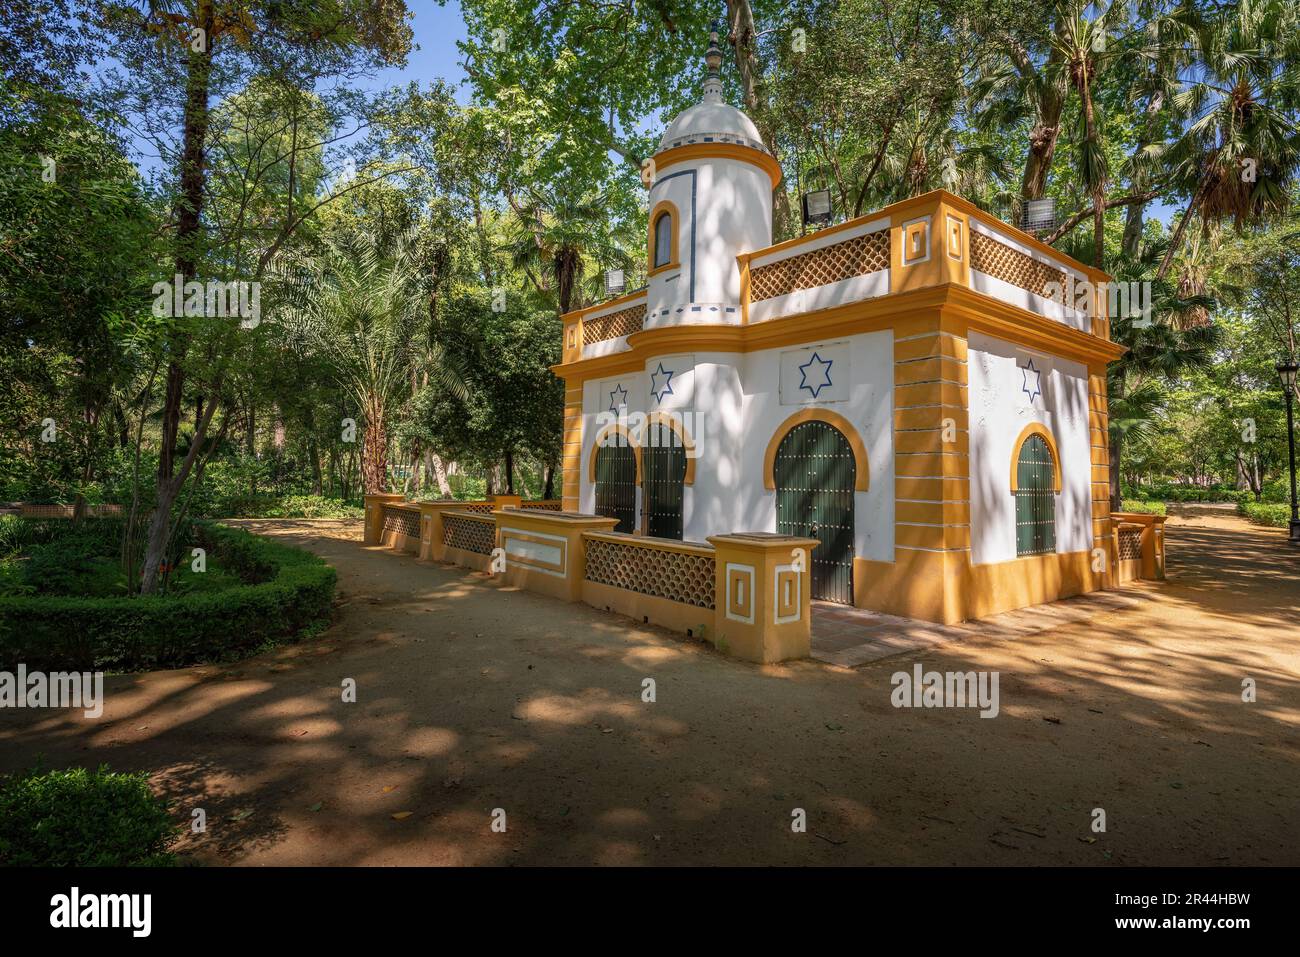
[644,26,780,329]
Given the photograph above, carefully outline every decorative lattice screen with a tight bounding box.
[750,229,890,302]
[382,505,420,538]
[521,500,563,511]
[1118,526,1143,560]
[443,514,496,554]
[584,302,647,345]
[584,536,715,609]
[970,231,1067,304]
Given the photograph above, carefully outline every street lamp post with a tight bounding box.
[1277,358,1300,544]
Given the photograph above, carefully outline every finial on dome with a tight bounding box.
[702,20,724,104]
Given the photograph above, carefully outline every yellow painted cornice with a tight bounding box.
[653,142,783,188]
[551,283,1125,382]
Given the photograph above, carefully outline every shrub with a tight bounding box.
[0,765,177,866]
[1239,502,1291,528]
[0,522,336,671]
[1120,500,1167,516]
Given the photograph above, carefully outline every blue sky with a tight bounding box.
[367,1,471,98]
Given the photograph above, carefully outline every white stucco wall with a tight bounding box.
[736,333,895,561]
[967,331,1092,564]
[577,333,894,558]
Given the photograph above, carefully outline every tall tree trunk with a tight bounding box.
[726,0,795,237]
[245,389,256,496]
[429,452,451,496]
[543,463,555,500]
[361,396,388,494]
[140,0,215,595]
[1020,38,1066,203]
[1081,82,1106,270]
[504,448,515,495]
[1122,91,1164,257]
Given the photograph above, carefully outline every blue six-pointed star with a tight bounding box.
[798,352,834,398]
[1021,360,1042,403]
[649,363,675,403]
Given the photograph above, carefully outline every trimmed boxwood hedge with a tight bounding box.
[0,764,177,866]
[0,523,335,672]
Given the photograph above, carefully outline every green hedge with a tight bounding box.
[0,522,335,672]
[1239,502,1292,528]
[1120,499,1167,516]
[0,765,177,866]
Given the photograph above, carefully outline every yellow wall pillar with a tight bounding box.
[495,511,618,602]
[363,493,405,545]
[561,379,583,512]
[707,534,819,663]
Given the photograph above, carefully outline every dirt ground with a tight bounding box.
[2,506,1297,865]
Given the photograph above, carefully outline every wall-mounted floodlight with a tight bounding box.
[1022,198,1055,234]
[801,189,833,229]
[605,268,626,297]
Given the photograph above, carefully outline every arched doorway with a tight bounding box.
[773,420,856,603]
[594,438,638,533]
[642,420,687,539]
[1014,433,1057,556]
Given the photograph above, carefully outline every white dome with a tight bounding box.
[657,101,766,154]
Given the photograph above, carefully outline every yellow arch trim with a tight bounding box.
[645,411,696,485]
[588,424,642,485]
[763,409,870,492]
[647,200,680,277]
[1009,422,1062,492]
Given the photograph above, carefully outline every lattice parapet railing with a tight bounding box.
[750,229,890,302]
[1118,525,1143,560]
[584,301,646,345]
[443,512,496,555]
[382,504,421,539]
[584,534,716,609]
[521,500,563,510]
[970,231,1068,304]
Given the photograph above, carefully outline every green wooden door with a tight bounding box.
[594,441,637,533]
[774,420,855,603]
[642,421,686,539]
[1015,434,1056,556]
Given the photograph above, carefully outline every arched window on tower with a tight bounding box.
[653,210,673,269]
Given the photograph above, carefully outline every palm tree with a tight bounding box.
[1049,0,1129,268]
[501,190,621,315]
[968,8,1070,206]
[1158,0,1300,278]
[1106,239,1222,507]
[273,227,464,494]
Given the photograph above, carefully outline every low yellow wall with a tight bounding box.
[856,547,1104,625]
[581,579,713,636]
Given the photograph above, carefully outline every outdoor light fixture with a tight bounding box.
[801,189,833,230]
[605,268,625,297]
[1276,357,1300,544]
[1022,198,1056,234]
